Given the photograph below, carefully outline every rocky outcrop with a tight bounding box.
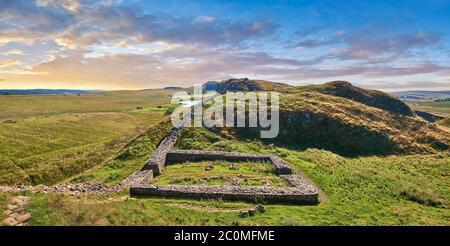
[3,196,31,226]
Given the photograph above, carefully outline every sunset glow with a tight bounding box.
[1,0,450,90]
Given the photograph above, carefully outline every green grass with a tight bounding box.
[69,120,173,185]
[174,127,450,225]
[0,90,176,185]
[155,160,291,187]
[18,126,450,225]
[2,88,449,225]
[26,193,254,226]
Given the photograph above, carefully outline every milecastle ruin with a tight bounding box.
[128,125,320,205]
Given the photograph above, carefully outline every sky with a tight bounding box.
[1,0,450,91]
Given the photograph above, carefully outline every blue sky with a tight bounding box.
[1,0,450,90]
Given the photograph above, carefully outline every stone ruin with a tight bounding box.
[128,127,320,205]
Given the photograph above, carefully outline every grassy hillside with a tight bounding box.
[204,79,448,156]
[296,81,413,115]
[438,118,450,128]
[402,98,450,132]
[69,120,173,185]
[280,91,449,155]
[0,90,176,185]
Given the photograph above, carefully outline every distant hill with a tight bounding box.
[212,78,293,94]
[203,81,220,91]
[0,89,103,95]
[163,87,184,90]
[391,90,450,100]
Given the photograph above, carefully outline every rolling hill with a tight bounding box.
[206,79,450,156]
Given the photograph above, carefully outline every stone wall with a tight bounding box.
[141,127,182,175]
[269,156,293,175]
[130,184,318,205]
[166,150,292,175]
[166,149,269,163]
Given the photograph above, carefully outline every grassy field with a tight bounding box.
[154,160,291,187]
[408,100,450,117]
[0,90,172,120]
[5,126,447,226]
[0,90,176,185]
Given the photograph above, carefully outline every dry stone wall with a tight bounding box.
[166,150,268,163]
[130,184,318,205]
[166,150,293,175]
[141,127,182,175]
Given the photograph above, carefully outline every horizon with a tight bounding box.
[2,80,450,93]
[1,0,450,91]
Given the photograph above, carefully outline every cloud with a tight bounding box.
[296,38,338,48]
[0,60,22,68]
[13,44,448,89]
[0,0,276,49]
[1,49,25,56]
[335,30,442,61]
[1,1,449,90]
[290,26,341,48]
[35,0,82,13]
[0,0,77,44]
[295,25,327,37]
